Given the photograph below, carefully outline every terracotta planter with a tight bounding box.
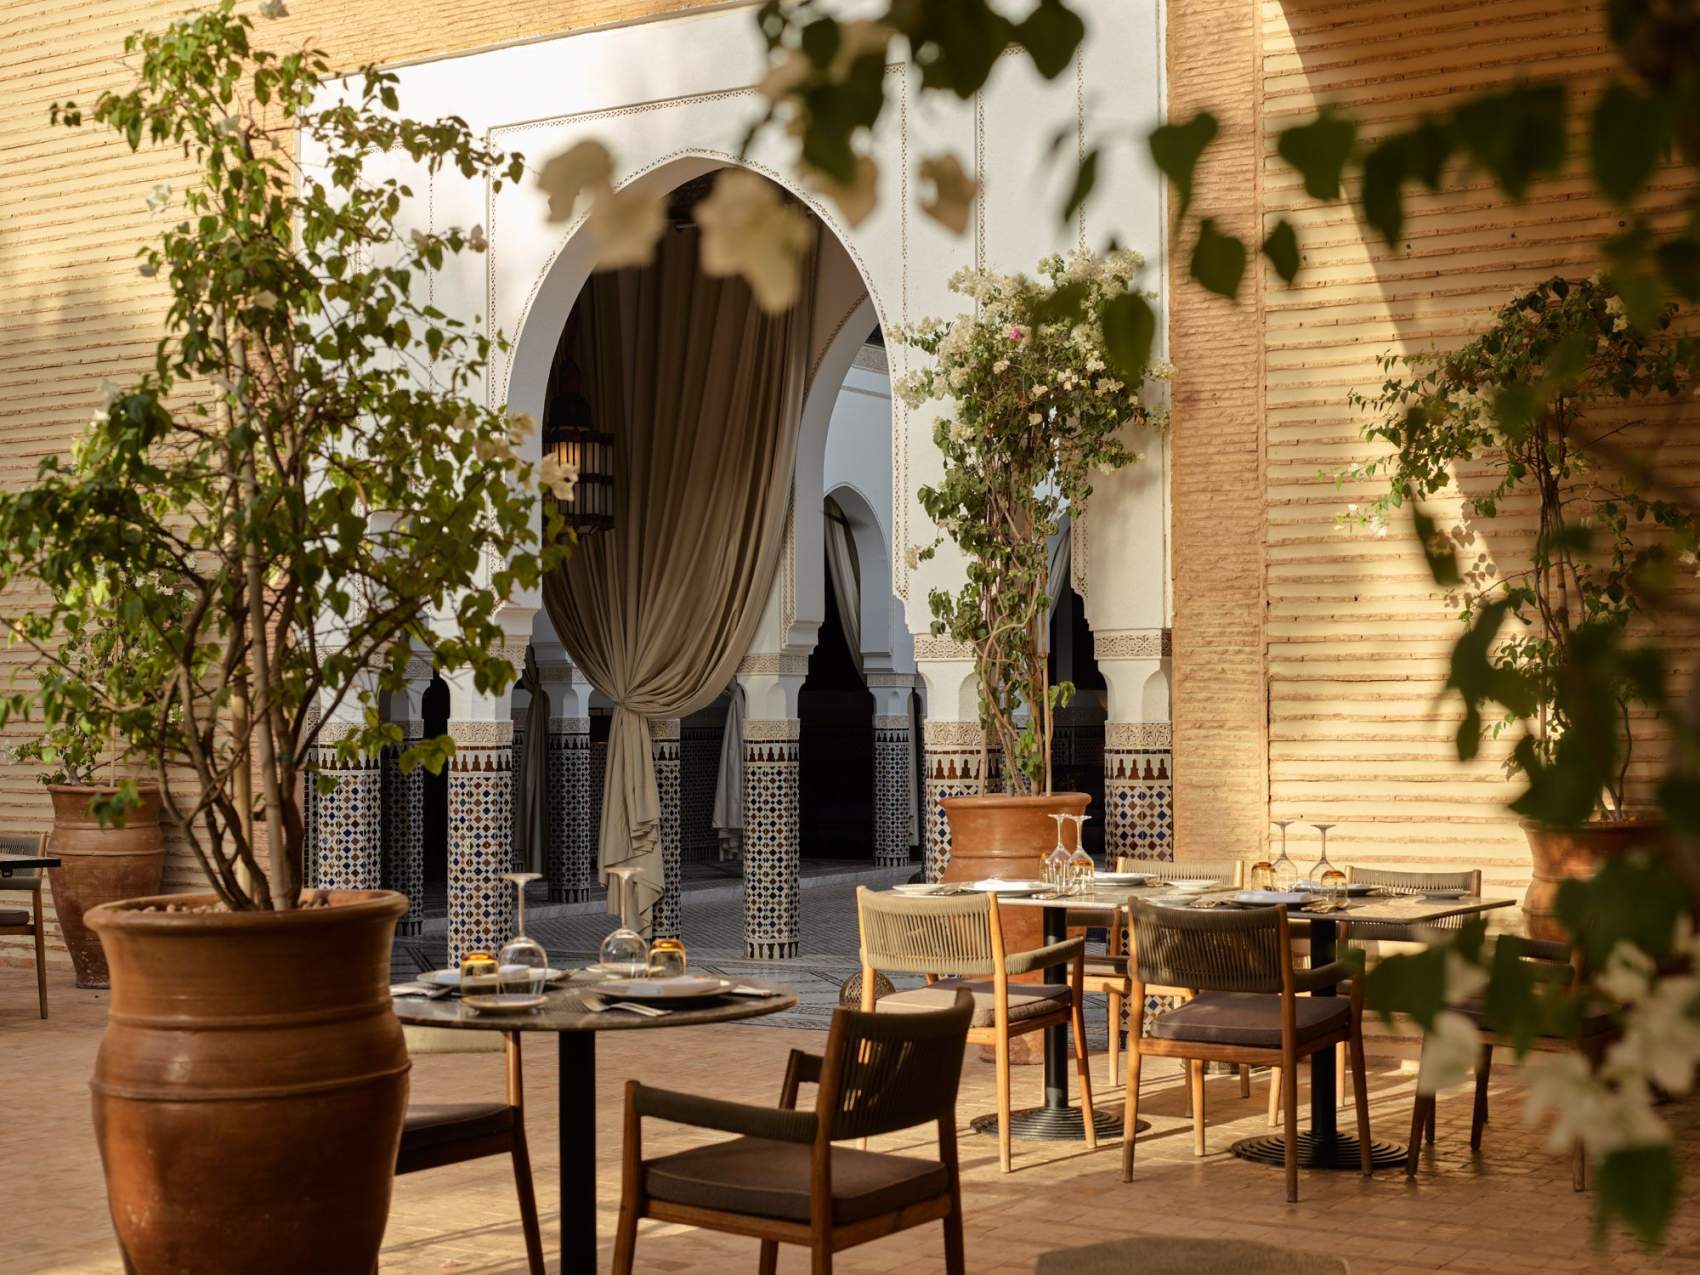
[46,784,166,989]
[87,890,410,1274]
[1522,819,1668,942]
[942,792,1090,1065]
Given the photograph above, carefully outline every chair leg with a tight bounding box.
[1071,997,1098,1151]
[1405,1093,1428,1178]
[812,1241,833,1274]
[1336,1041,1346,1108]
[612,1199,640,1275]
[1190,1059,1207,1157]
[1281,1052,1299,1203]
[1121,1048,1143,1182]
[758,1240,780,1275]
[1348,1028,1372,1177]
[1239,1064,1251,1099]
[34,923,48,1019]
[1267,1065,1281,1127]
[1572,1140,1587,1193]
[1470,1043,1493,1151]
[1107,990,1122,1091]
[995,1034,1013,1174]
[508,1133,546,1275]
[1425,1093,1437,1145]
[942,1199,966,1274]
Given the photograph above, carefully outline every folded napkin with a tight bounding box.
[389,982,432,997]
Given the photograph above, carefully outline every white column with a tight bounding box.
[868,675,918,868]
[536,641,596,903]
[916,651,989,882]
[312,680,383,892]
[1096,629,1174,864]
[737,660,805,959]
[382,659,431,935]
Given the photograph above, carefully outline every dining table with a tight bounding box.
[393,974,797,1275]
[0,851,60,878]
[944,879,1516,1168]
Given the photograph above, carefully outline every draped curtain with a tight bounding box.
[513,646,549,876]
[542,223,818,933]
[711,681,746,859]
[823,497,862,665]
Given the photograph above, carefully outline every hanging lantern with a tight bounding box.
[543,364,614,534]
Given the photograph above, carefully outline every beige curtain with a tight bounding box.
[711,682,745,860]
[513,646,549,876]
[823,497,862,665]
[542,223,817,933]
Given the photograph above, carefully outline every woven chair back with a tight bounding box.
[1128,899,1286,994]
[819,990,973,1141]
[0,832,45,880]
[1347,866,1482,936]
[1118,856,1244,887]
[857,889,999,978]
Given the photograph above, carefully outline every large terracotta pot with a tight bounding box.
[46,784,166,989]
[1522,819,1668,942]
[87,890,410,1274]
[941,792,1090,1064]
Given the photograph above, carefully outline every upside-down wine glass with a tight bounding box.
[1307,823,1337,885]
[1269,820,1298,891]
[1045,813,1071,893]
[1066,814,1095,895]
[498,872,549,994]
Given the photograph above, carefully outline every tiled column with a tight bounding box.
[302,703,320,888]
[382,669,429,936]
[312,723,383,890]
[869,676,917,868]
[1104,722,1174,862]
[742,718,800,959]
[651,718,683,940]
[537,647,595,903]
[920,720,989,882]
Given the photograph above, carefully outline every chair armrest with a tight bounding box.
[778,1049,823,1109]
[1293,960,1355,994]
[630,1082,818,1144]
[1005,936,1085,977]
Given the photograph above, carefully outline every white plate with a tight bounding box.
[1231,890,1310,907]
[1422,888,1470,900]
[462,993,548,1015]
[892,882,947,895]
[1096,871,1153,885]
[597,975,735,1000]
[422,966,569,990]
[1295,880,1375,896]
[1163,879,1218,894]
[969,878,1047,895]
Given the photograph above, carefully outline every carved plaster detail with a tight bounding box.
[865,671,921,688]
[923,720,988,748]
[548,717,591,735]
[745,718,802,742]
[913,635,975,662]
[852,343,889,374]
[1093,628,1172,660]
[873,714,911,730]
[738,653,810,677]
[447,720,515,747]
[648,718,681,742]
[1106,721,1173,750]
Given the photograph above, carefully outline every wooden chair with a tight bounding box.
[1405,935,1605,1189]
[396,1026,544,1275]
[855,885,1096,1173]
[613,990,974,1275]
[1121,900,1373,1202]
[1078,856,1246,1090]
[0,833,50,1019]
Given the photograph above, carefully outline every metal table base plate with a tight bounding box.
[1229,1131,1407,1170]
[971,1105,1137,1142]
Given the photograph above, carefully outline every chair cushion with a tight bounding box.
[645,1136,948,1224]
[1149,991,1349,1049]
[400,1102,515,1155]
[0,909,30,929]
[875,978,1070,1027]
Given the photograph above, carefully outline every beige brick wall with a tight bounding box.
[1170,0,1688,895]
[0,0,720,967]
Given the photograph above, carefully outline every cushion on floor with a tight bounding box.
[1149,991,1348,1049]
[399,1101,514,1155]
[644,1136,948,1224]
[875,978,1069,1027]
[0,910,31,928]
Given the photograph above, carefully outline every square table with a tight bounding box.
[987,882,1516,1166]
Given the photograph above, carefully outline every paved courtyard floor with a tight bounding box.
[6,966,1700,1274]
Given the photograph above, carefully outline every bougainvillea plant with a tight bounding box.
[896,250,1168,794]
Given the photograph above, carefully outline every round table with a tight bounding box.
[393,978,797,1275]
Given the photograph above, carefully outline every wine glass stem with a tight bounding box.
[515,883,527,938]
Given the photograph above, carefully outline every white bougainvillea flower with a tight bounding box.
[1526,1052,1668,1155]
[466,224,488,252]
[758,48,811,102]
[695,170,811,313]
[137,260,158,278]
[1417,1009,1480,1094]
[1596,940,1657,1004]
[537,140,614,223]
[830,20,895,77]
[98,379,124,408]
[216,114,242,138]
[259,0,288,16]
[145,182,171,213]
[474,436,514,464]
[806,154,878,229]
[505,411,536,443]
[409,228,430,253]
[919,153,977,236]
[1444,948,1488,1004]
[1606,974,1700,1095]
[587,185,665,270]
[903,544,923,570]
[540,454,579,500]
[251,289,279,311]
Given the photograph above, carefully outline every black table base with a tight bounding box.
[972,1105,1136,1141]
[1229,1131,1407,1171]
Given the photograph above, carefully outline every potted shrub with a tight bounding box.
[896,251,1167,884]
[0,6,562,1270]
[8,590,180,989]
[1348,275,1695,938]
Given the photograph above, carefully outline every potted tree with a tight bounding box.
[9,590,179,989]
[897,251,1167,883]
[1349,275,1695,938]
[0,5,564,1270]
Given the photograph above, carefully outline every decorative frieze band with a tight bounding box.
[852,342,889,374]
[1094,628,1173,660]
[745,718,802,742]
[865,671,921,688]
[649,718,681,742]
[404,656,434,682]
[548,717,591,734]
[738,653,810,677]
[447,720,515,747]
[1106,721,1173,749]
[913,635,975,662]
[873,714,911,730]
[923,719,987,748]
[317,720,361,746]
